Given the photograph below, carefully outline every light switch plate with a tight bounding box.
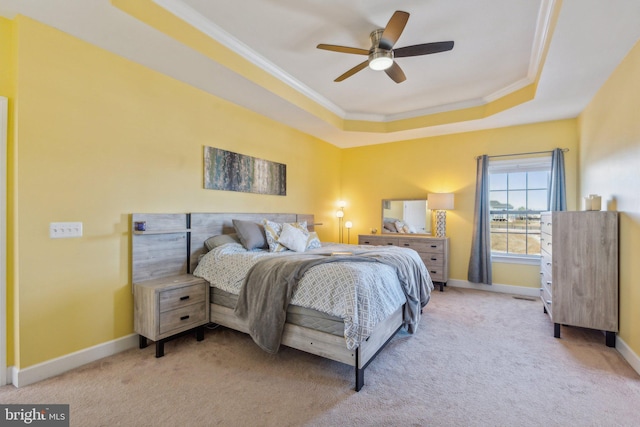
[50,222,83,238]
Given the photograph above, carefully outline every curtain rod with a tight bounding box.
[476,148,569,160]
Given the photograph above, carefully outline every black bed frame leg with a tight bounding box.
[355,368,364,392]
[354,349,364,392]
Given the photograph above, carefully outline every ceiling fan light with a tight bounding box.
[369,49,393,71]
[369,56,393,71]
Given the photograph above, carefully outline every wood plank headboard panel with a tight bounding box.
[131,213,189,283]
[189,213,314,273]
[131,212,314,283]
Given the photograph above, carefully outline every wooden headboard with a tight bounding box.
[131,212,315,283]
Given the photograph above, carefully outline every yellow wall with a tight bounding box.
[5,16,341,368]
[341,120,579,288]
[4,14,637,372]
[578,39,640,356]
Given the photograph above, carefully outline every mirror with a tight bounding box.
[382,199,431,234]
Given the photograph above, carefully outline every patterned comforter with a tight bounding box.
[193,242,433,349]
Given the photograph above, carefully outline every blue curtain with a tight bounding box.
[548,148,567,211]
[468,155,492,285]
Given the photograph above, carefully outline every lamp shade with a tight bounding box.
[336,210,344,218]
[428,193,454,210]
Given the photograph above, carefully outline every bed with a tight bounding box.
[132,212,433,391]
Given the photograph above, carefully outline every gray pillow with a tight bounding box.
[232,219,268,250]
[204,233,240,252]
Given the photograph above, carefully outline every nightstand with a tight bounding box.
[134,274,209,357]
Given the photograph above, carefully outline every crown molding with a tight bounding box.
[154,0,556,125]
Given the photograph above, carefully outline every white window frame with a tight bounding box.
[489,155,551,265]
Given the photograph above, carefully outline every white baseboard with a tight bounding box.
[615,335,640,376]
[447,279,541,298]
[9,334,138,388]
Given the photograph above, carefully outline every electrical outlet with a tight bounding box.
[50,222,83,239]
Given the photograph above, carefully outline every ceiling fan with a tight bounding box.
[317,10,454,83]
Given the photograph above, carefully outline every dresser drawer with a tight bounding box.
[397,238,431,252]
[540,214,552,235]
[540,286,552,320]
[540,267,552,293]
[540,232,552,254]
[358,236,398,246]
[426,268,445,282]
[414,239,445,254]
[159,302,207,335]
[540,250,552,276]
[422,254,444,269]
[159,283,206,313]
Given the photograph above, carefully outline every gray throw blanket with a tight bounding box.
[234,249,431,353]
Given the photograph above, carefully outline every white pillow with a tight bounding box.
[278,223,308,252]
[262,219,308,252]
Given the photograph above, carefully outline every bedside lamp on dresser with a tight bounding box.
[428,193,454,238]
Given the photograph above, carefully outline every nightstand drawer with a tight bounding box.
[159,284,206,312]
[159,303,207,335]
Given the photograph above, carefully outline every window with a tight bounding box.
[489,156,551,260]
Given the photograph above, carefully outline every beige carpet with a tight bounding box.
[2,287,640,426]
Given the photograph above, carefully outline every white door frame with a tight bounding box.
[1,96,7,385]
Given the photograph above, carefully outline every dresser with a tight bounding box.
[134,274,210,357]
[358,234,449,291]
[540,211,618,347]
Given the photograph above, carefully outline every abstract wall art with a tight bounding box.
[204,146,286,196]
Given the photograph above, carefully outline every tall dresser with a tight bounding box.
[540,211,618,347]
[358,234,449,291]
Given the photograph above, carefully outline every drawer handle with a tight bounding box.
[546,281,552,285]
[403,243,410,247]
[430,257,437,261]
[180,315,190,321]
[546,262,551,266]
[180,296,190,301]
[430,245,437,248]
[364,241,370,244]
[430,270,437,274]
[387,243,393,245]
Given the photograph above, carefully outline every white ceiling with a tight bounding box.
[2,0,640,148]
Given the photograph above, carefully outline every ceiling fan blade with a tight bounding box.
[385,62,406,84]
[379,11,410,50]
[317,44,369,55]
[335,60,369,82]
[393,41,454,58]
